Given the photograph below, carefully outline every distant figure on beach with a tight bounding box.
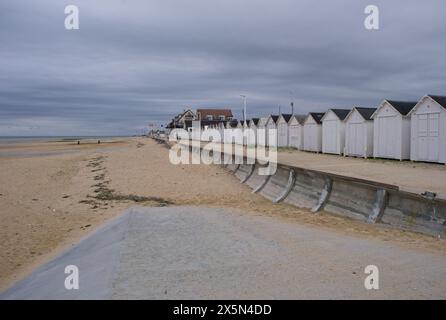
[98,140,101,144]
[77,141,80,145]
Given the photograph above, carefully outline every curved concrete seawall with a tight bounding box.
[156,137,446,237]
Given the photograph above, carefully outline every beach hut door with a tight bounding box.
[378,116,396,158]
[324,120,338,153]
[348,123,363,156]
[416,113,439,162]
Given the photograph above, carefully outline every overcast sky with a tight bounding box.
[1,0,445,136]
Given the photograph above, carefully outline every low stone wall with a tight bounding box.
[157,137,446,237]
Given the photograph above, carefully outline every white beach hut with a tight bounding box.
[217,122,225,143]
[242,120,250,145]
[371,100,417,160]
[321,109,350,155]
[224,120,231,144]
[257,117,269,146]
[303,112,325,152]
[248,118,259,146]
[266,115,279,147]
[344,107,376,158]
[236,120,244,145]
[288,115,306,149]
[224,120,239,144]
[409,95,446,164]
[277,114,292,147]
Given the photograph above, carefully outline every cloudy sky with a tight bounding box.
[0,0,445,136]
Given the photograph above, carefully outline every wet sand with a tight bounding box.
[0,137,445,292]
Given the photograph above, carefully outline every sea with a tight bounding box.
[0,136,132,144]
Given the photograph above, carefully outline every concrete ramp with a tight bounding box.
[0,212,131,299]
[2,206,446,299]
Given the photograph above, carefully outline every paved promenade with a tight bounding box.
[178,140,446,197]
[2,206,445,299]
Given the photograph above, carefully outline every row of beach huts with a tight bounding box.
[195,94,446,164]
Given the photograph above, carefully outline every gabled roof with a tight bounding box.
[267,115,279,124]
[307,112,325,124]
[408,94,446,116]
[279,113,293,123]
[197,108,233,118]
[225,119,238,128]
[250,118,260,126]
[228,120,238,128]
[429,95,446,108]
[321,109,351,121]
[372,100,417,118]
[289,114,307,125]
[172,109,194,123]
[345,107,377,121]
[355,107,377,120]
[386,100,417,115]
[331,109,351,120]
[258,117,269,126]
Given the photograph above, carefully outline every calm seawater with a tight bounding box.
[0,136,130,144]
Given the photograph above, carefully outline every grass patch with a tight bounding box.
[87,184,173,206]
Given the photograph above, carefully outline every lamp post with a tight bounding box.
[290,91,295,115]
[240,95,247,122]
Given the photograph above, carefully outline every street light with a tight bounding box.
[290,91,294,115]
[240,95,247,122]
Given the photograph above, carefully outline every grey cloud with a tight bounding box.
[0,0,445,135]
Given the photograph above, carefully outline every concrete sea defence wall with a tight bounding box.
[156,137,446,237]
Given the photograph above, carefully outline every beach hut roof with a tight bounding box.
[408,94,446,116]
[321,109,350,121]
[228,119,238,128]
[308,112,325,124]
[250,118,260,125]
[331,109,351,120]
[428,95,446,108]
[385,100,417,115]
[371,100,417,119]
[355,107,377,120]
[280,114,293,122]
[289,114,306,125]
[344,107,377,122]
[268,115,279,124]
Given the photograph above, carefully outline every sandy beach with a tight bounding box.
[1,137,445,292]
